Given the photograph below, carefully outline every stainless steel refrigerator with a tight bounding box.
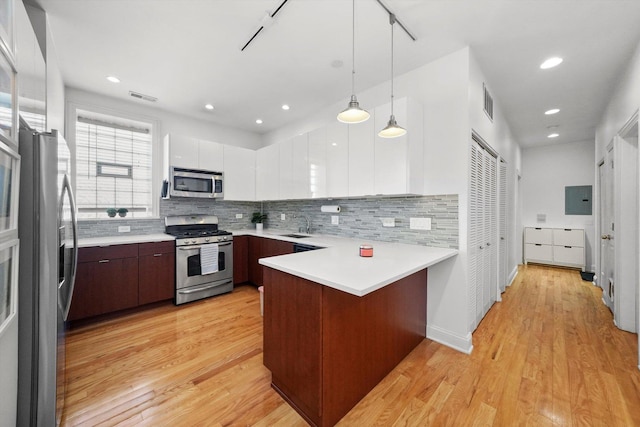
[17,127,78,427]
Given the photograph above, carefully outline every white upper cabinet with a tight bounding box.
[308,127,327,198]
[223,145,255,201]
[291,134,309,199]
[348,117,375,196]
[325,122,349,198]
[198,139,224,172]
[256,143,280,201]
[164,134,224,171]
[279,138,294,199]
[165,134,199,169]
[373,97,424,195]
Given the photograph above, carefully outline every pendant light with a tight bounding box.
[337,0,370,124]
[378,13,406,138]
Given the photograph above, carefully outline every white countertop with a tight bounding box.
[77,233,175,248]
[246,230,458,297]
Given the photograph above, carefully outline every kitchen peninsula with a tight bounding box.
[259,241,457,427]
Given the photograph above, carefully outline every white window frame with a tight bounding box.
[66,101,161,220]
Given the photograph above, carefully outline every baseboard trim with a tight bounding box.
[426,325,473,354]
[507,266,518,286]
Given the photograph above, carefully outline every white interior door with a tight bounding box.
[599,148,615,312]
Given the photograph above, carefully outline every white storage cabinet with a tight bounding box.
[524,227,585,271]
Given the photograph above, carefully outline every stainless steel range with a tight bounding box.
[165,215,233,305]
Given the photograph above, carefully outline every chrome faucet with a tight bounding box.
[294,214,310,234]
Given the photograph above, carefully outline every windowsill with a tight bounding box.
[78,216,161,222]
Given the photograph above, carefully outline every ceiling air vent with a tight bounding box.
[129,91,158,103]
[483,83,493,121]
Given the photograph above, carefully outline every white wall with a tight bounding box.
[65,87,262,150]
[521,140,596,271]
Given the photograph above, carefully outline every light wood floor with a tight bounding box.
[62,265,640,426]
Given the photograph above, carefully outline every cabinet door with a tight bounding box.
[68,257,139,320]
[552,229,584,247]
[279,138,294,200]
[524,227,553,245]
[292,134,309,199]
[308,127,327,199]
[248,236,264,285]
[167,134,199,169]
[348,118,375,196]
[256,144,279,200]
[198,140,224,171]
[138,241,175,305]
[326,122,349,198]
[374,100,408,195]
[233,235,249,284]
[223,145,256,201]
[262,238,294,257]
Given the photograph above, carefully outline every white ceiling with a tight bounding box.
[35,0,640,147]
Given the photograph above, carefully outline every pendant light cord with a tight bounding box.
[390,14,395,116]
[351,0,356,96]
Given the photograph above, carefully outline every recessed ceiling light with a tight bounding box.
[545,108,560,115]
[106,76,120,83]
[205,104,214,110]
[256,119,263,124]
[548,133,560,138]
[540,57,563,69]
[282,104,290,110]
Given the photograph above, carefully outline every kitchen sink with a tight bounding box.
[281,233,311,238]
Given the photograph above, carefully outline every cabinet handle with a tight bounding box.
[486,243,491,246]
[565,246,572,248]
[99,259,110,263]
[535,244,542,246]
[479,245,484,249]
[564,228,572,231]
[535,227,542,230]
[153,253,163,257]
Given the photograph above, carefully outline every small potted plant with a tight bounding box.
[106,208,117,218]
[251,212,267,232]
[117,208,128,218]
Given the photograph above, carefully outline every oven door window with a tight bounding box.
[174,176,212,193]
[187,251,226,276]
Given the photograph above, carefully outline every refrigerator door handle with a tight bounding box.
[60,174,79,321]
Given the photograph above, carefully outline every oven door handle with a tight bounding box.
[178,281,233,294]
[178,242,232,251]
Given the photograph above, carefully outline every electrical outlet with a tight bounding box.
[409,217,431,230]
[235,213,243,219]
[331,215,339,225]
[381,218,395,227]
[281,214,286,220]
[118,226,131,233]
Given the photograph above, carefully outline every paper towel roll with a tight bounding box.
[321,205,341,213]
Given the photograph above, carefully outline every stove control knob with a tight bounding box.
[191,240,196,245]
[205,237,210,242]
[222,236,227,241]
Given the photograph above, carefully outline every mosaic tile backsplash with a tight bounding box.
[78,195,458,249]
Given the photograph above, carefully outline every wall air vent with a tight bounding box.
[129,91,158,103]
[483,83,493,121]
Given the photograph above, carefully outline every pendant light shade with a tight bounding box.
[337,0,370,124]
[337,95,370,123]
[379,115,406,138]
[378,13,406,138]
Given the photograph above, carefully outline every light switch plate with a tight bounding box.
[409,217,431,230]
[118,225,131,233]
[281,214,286,220]
[235,213,243,219]
[331,215,339,225]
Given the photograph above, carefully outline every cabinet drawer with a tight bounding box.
[552,229,584,247]
[525,243,553,262]
[78,244,139,262]
[553,246,584,266]
[139,240,175,256]
[524,228,553,245]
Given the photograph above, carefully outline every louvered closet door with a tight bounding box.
[469,142,482,331]
[469,138,499,331]
[498,160,508,292]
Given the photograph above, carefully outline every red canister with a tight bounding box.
[359,244,373,257]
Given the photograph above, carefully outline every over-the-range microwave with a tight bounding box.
[167,166,223,199]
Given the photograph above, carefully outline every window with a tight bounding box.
[75,109,153,219]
